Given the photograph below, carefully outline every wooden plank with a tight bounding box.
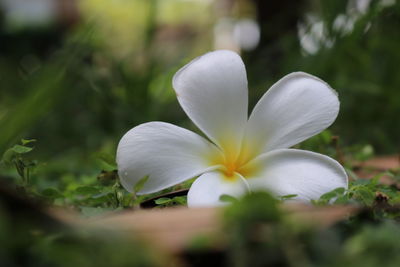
[353,154,399,183]
[76,204,358,253]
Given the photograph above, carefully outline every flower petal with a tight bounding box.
[116,122,222,194]
[173,50,248,157]
[243,149,348,201]
[187,171,250,207]
[242,72,339,159]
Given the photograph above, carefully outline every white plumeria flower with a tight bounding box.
[117,50,348,207]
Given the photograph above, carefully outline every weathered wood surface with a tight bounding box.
[64,204,358,253]
[353,154,399,183]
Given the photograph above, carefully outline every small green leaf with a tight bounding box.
[320,187,345,201]
[172,196,187,205]
[155,197,172,205]
[11,145,33,154]
[133,175,149,193]
[21,139,37,145]
[280,194,298,201]
[219,194,237,203]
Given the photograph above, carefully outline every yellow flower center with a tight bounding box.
[208,140,260,181]
[223,158,240,178]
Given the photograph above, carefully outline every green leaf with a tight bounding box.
[2,148,16,163]
[334,194,350,204]
[11,144,33,154]
[369,173,384,187]
[1,141,37,166]
[133,175,149,193]
[357,188,375,206]
[320,187,346,201]
[21,139,37,145]
[155,197,172,205]
[172,196,187,205]
[97,152,117,169]
[133,195,146,206]
[280,194,298,201]
[219,194,238,203]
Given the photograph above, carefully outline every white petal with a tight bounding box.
[187,171,250,207]
[116,122,222,194]
[173,50,248,157]
[243,149,348,201]
[242,72,339,160]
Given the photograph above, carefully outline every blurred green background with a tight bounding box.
[0,0,399,187]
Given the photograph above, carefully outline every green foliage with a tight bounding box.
[221,188,400,267]
[41,188,64,199]
[154,196,187,207]
[134,175,150,193]
[303,1,400,152]
[223,192,304,267]
[224,192,281,229]
[338,221,400,267]
[311,172,400,208]
[0,207,159,267]
[1,139,37,186]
